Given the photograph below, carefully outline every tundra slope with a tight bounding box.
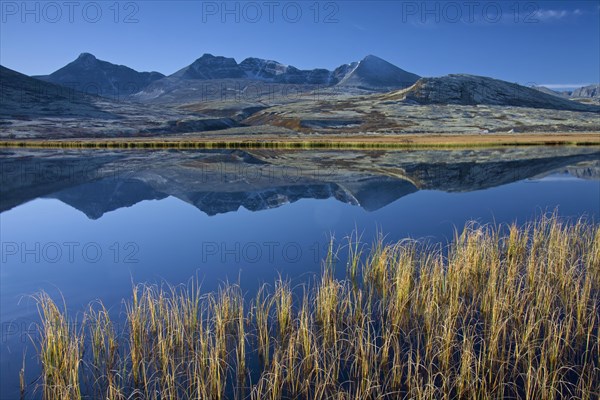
[245,75,600,134]
[386,74,598,111]
[0,66,237,138]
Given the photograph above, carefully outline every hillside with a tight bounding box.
[0,65,114,119]
[385,75,599,112]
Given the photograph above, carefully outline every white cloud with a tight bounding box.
[535,9,583,21]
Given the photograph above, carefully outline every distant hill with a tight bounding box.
[532,86,570,98]
[35,53,164,99]
[571,84,600,98]
[386,74,599,112]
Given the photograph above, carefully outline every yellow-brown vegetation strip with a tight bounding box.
[2,133,599,150]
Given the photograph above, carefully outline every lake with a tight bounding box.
[1,146,599,398]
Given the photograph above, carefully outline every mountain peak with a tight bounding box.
[337,55,420,90]
[173,54,245,80]
[77,52,97,61]
[361,54,383,62]
[194,53,234,62]
[239,57,288,80]
[75,53,99,67]
[359,55,398,67]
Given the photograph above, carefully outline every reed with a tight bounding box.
[31,215,599,399]
[35,293,83,400]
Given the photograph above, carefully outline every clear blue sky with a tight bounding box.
[1,1,598,88]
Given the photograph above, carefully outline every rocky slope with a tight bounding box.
[239,57,289,80]
[385,75,599,112]
[240,57,335,85]
[35,53,164,99]
[571,84,600,98]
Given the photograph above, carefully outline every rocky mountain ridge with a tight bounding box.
[168,53,419,89]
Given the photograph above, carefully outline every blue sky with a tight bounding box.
[1,1,598,88]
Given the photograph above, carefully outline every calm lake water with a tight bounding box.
[1,147,599,398]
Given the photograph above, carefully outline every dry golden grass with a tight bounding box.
[31,215,599,399]
[1,133,600,150]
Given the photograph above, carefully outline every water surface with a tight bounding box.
[1,147,599,398]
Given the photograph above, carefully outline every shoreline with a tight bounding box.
[1,133,599,150]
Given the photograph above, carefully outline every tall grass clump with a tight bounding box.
[31,215,599,399]
[35,293,83,400]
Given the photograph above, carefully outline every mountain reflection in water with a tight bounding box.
[1,147,599,218]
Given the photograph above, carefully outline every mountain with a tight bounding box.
[0,65,114,118]
[386,74,599,112]
[170,54,246,80]
[238,57,289,80]
[238,54,421,89]
[131,54,420,104]
[35,53,165,98]
[171,54,338,85]
[273,66,334,85]
[571,84,600,98]
[336,55,420,90]
[331,63,358,84]
[169,53,363,86]
[533,86,570,98]
[50,179,168,220]
[0,65,240,138]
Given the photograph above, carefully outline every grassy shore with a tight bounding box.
[2,133,600,150]
[31,215,599,399]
